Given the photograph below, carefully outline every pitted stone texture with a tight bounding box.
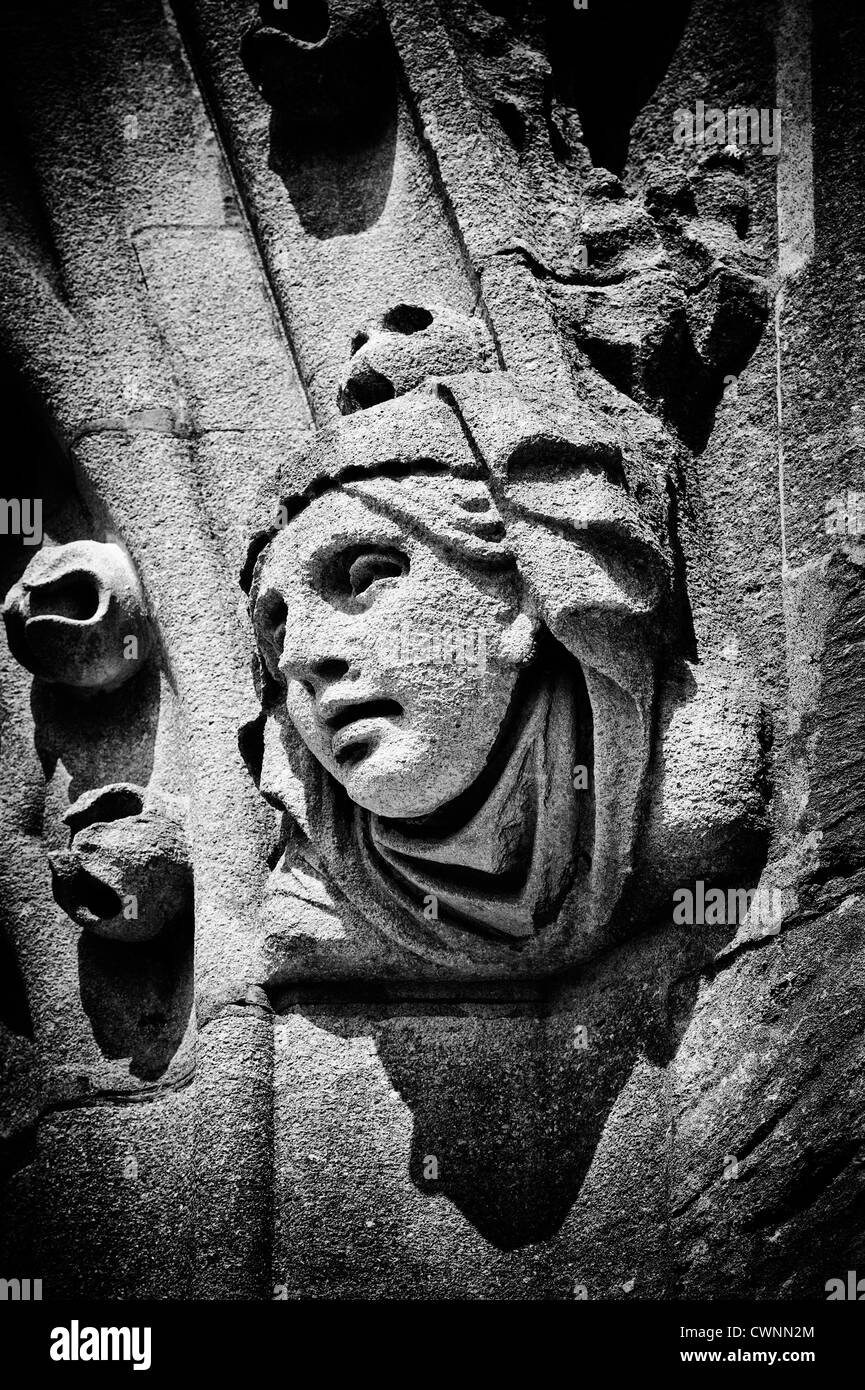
[24,1091,195,1299]
[672,900,865,1299]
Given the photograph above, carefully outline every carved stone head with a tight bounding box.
[245,319,764,983]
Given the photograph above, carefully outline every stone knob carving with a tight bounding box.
[2,540,152,692]
[49,784,191,943]
[338,303,495,414]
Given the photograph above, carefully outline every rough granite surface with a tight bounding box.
[1,0,863,1301]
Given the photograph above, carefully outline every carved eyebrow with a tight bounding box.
[301,522,410,583]
[243,459,456,596]
[284,457,453,524]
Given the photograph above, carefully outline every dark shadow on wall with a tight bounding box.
[31,664,160,805]
[546,0,693,175]
[374,995,651,1249]
[268,94,398,239]
[77,910,194,1083]
[287,923,726,1251]
[0,925,33,1039]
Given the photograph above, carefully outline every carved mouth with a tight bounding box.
[328,698,403,764]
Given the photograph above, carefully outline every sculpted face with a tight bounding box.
[253,486,536,818]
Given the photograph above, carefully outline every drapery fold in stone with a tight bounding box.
[362,653,589,941]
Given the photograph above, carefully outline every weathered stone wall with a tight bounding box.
[1,0,863,1301]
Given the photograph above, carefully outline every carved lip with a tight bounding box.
[327,698,403,760]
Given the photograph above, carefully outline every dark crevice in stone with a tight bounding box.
[28,575,99,622]
[491,98,526,150]
[542,77,573,164]
[665,475,698,662]
[239,712,267,787]
[196,987,273,1030]
[491,242,632,289]
[0,929,33,1039]
[545,0,694,176]
[267,838,287,871]
[268,981,552,1012]
[337,366,395,413]
[741,1139,864,1232]
[64,786,145,835]
[0,1124,37,1187]
[807,856,865,888]
[41,1070,197,1115]
[736,1098,798,1165]
[72,871,124,923]
[0,357,74,514]
[575,335,635,399]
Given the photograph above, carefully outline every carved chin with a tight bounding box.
[333,725,439,819]
[259,647,657,983]
[329,708,516,820]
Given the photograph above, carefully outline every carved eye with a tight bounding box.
[317,544,409,608]
[347,548,406,597]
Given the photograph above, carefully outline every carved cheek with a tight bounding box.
[275,577,332,673]
[343,580,414,668]
[283,680,322,752]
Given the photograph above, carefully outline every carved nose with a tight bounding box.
[309,658,350,684]
[282,652,351,693]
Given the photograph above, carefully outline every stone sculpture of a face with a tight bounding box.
[255,481,530,820]
[247,380,679,980]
